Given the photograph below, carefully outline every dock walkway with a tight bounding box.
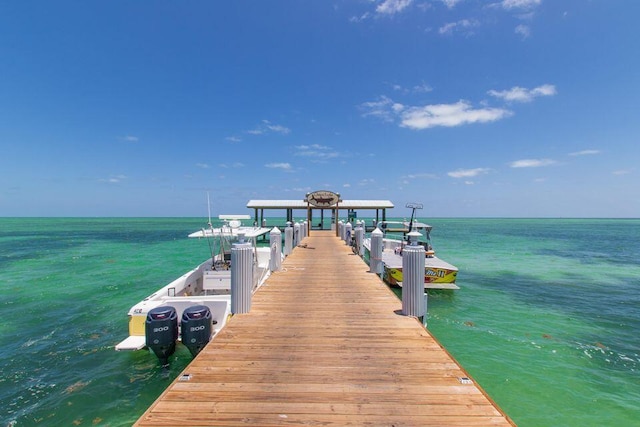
[135,231,514,426]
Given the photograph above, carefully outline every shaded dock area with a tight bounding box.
[135,230,514,426]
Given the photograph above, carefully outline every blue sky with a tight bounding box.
[1,0,638,217]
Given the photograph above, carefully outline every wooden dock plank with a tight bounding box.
[135,231,515,426]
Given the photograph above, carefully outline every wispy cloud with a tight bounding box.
[265,162,293,171]
[488,84,556,103]
[294,144,339,161]
[118,135,139,142]
[500,0,541,10]
[569,149,600,156]
[196,163,210,169]
[226,136,242,143]
[218,162,245,168]
[612,169,631,175]
[448,168,491,178]
[246,120,291,136]
[439,19,480,36]
[509,158,557,168]
[350,0,413,22]
[359,96,405,122]
[440,0,464,8]
[376,0,413,15]
[404,172,438,179]
[515,24,531,38]
[392,82,433,94]
[99,174,127,184]
[360,97,512,129]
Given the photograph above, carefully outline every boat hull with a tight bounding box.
[384,265,458,285]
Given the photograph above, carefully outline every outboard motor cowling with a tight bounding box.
[181,305,212,357]
[145,306,178,366]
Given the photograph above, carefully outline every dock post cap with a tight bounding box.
[407,231,422,245]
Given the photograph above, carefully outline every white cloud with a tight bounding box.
[265,162,292,171]
[400,101,511,129]
[439,19,480,36]
[515,24,531,38]
[294,144,339,160]
[246,120,291,136]
[488,84,556,103]
[403,172,438,180]
[361,96,512,130]
[119,135,139,142]
[226,136,242,142]
[359,96,400,122]
[441,0,463,8]
[218,162,245,168]
[569,149,600,156]
[509,158,557,168]
[500,0,541,10]
[391,82,433,94]
[100,174,127,184]
[612,169,631,175]
[376,0,413,15]
[196,163,210,169]
[448,168,491,178]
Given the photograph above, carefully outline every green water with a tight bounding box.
[1,218,639,426]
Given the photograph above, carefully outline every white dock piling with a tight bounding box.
[269,227,282,272]
[338,221,344,241]
[354,221,364,256]
[231,238,254,314]
[402,231,426,318]
[344,222,352,245]
[284,222,293,257]
[369,227,383,275]
[293,222,300,247]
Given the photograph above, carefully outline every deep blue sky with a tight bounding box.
[1,1,638,217]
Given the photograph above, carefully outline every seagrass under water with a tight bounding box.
[1,217,638,426]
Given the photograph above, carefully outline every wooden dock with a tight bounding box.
[135,231,515,426]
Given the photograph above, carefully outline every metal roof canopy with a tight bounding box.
[247,199,394,234]
[246,200,394,210]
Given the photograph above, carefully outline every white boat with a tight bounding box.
[115,215,278,359]
[363,204,459,290]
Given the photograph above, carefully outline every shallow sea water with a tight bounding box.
[0,217,638,426]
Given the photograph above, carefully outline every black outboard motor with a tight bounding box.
[181,305,212,358]
[145,306,178,366]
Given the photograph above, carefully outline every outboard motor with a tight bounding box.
[145,306,178,366]
[181,305,212,358]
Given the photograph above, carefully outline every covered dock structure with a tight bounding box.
[246,197,394,232]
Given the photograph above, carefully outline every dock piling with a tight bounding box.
[230,240,253,314]
[402,231,426,318]
[284,222,293,256]
[269,227,282,272]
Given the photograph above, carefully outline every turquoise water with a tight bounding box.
[1,218,639,426]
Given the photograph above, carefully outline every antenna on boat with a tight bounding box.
[206,192,212,228]
[405,203,423,235]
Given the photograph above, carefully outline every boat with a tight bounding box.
[363,204,459,290]
[115,215,279,363]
